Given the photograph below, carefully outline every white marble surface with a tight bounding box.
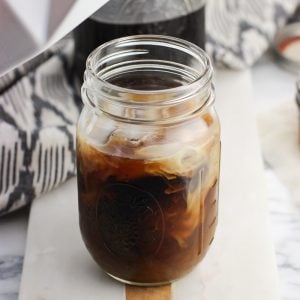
[266,169,300,300]
[252,53,300,300]
[19,70,280,300]
[0,208,29,300]
[0,54,300,299]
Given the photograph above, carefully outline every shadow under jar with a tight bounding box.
[77,35,220,286]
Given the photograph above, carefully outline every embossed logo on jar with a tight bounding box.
[97,183,165,259]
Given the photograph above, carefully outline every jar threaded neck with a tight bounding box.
[82,35,214,123]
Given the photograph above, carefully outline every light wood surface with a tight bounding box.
[126,284,171,300]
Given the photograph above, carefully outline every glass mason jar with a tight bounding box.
[77,35,220,286]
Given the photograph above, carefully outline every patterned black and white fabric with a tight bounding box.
[0,39,80,215]
[0,0,299,215]
[206,0,300,68]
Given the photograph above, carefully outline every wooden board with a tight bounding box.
[126,285,171,300]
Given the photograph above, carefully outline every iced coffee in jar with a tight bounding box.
[77,35,220,286]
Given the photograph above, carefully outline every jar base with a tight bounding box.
[106,272,173,287]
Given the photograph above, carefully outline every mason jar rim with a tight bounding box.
[84,35,213,102]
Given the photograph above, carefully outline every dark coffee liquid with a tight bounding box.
[74,6,205,80]
[77,73,219,284]
[77,143,218,283]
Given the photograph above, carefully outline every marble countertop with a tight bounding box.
[1,53,300,300]
[252,53,300,300]
[0,208,28,300]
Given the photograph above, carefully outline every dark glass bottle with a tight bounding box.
[74,0,206,80]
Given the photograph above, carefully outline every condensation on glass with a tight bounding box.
[77,35,220,286]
